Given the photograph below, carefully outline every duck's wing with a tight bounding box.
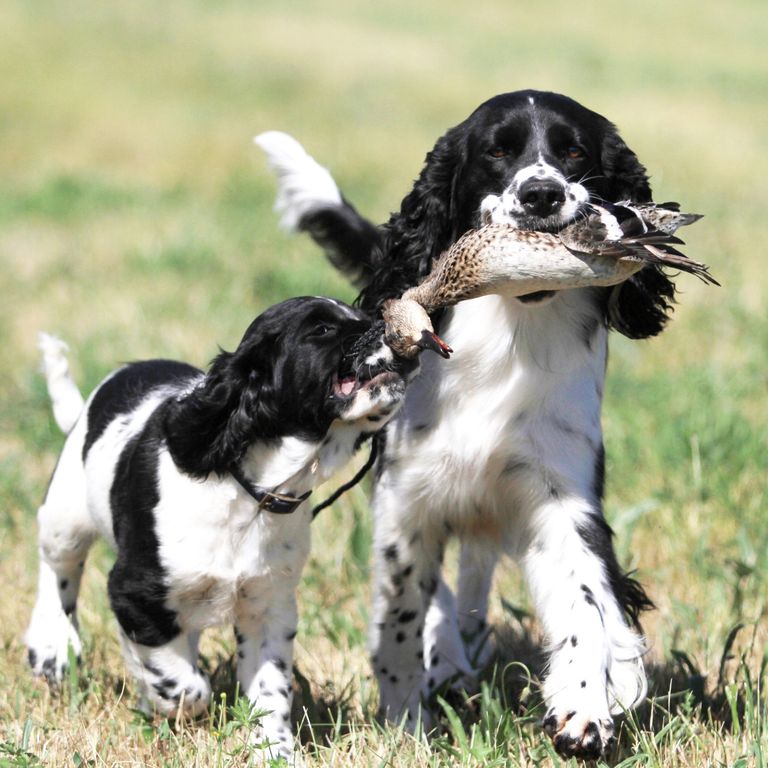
[589,231,719,286]
[615,201,704,235]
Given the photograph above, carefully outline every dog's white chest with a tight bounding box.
[385,294,606,528]
[153,454,311,630]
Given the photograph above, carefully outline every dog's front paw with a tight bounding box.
[25,615,81,685]
[140,666,212,717]
[543,707,615,759]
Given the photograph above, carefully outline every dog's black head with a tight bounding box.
[452,91,652,233]
[165,296,414,477]
[364,89,673,338]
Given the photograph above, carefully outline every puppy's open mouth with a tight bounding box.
[332,370,401,400]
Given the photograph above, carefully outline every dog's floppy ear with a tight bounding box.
[164,347,278,478]
[599,125,652,204]
[359,128,465,311]
[604,265,677,339]
[599,123,677,339]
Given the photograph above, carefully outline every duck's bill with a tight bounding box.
[416,330,453,359]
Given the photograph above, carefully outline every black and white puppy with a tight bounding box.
[25,296,416,762]
[257,90,676,759]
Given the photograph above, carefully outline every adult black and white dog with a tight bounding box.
[256,90,678,758]
[25,296,417,762]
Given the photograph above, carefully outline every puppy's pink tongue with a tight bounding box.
[340,377,356,396]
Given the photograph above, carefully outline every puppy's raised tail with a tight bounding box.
[254,131,382,288]
[38,333,84,434]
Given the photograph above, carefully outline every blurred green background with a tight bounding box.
[1,0,766,764]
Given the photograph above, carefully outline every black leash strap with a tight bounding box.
[310,434,380,520]
[230,464,312,514]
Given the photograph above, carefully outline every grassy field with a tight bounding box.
[1,0,767,765]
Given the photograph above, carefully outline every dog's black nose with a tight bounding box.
[518,179,566,217]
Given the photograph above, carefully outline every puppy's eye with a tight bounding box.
[488,147,508,159]
[566,146,585,160]
[313,324,332,336]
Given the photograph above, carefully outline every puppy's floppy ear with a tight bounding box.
[599,122,677,338]
[359,128,465,311]
[164,348,277,478]
[599,125,652,204]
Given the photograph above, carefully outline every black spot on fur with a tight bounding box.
[571,635,578,647]
[395,631,406,643]
[398,610,418,623]
[419,577,437,596]
[152,677,178,701]
[383,544,399,562]
[59,579,69,591]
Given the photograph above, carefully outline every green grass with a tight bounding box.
[1,0,767,765]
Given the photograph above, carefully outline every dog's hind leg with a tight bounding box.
[369,483,451,734]
[456,540,497,668]
[420,539,498,700]
[25,419,96,684]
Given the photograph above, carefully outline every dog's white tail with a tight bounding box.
[38,332,85,434]
[254,131,342,231]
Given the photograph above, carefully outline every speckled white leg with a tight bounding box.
[455,540,497,668]
[25,428,96,683]
[236,588,300,764]
[421,580,474,699]
[120,632,211,717]
[369,483,447,734]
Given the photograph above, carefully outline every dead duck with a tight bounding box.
[383,203,715,358]
[382,299,453,359]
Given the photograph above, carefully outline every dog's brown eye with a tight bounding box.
[566,146,584,159]
[488,147,508,159]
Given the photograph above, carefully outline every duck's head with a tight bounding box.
[382,298,453,360]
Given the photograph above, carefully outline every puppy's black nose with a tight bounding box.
[518,179,566,217]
